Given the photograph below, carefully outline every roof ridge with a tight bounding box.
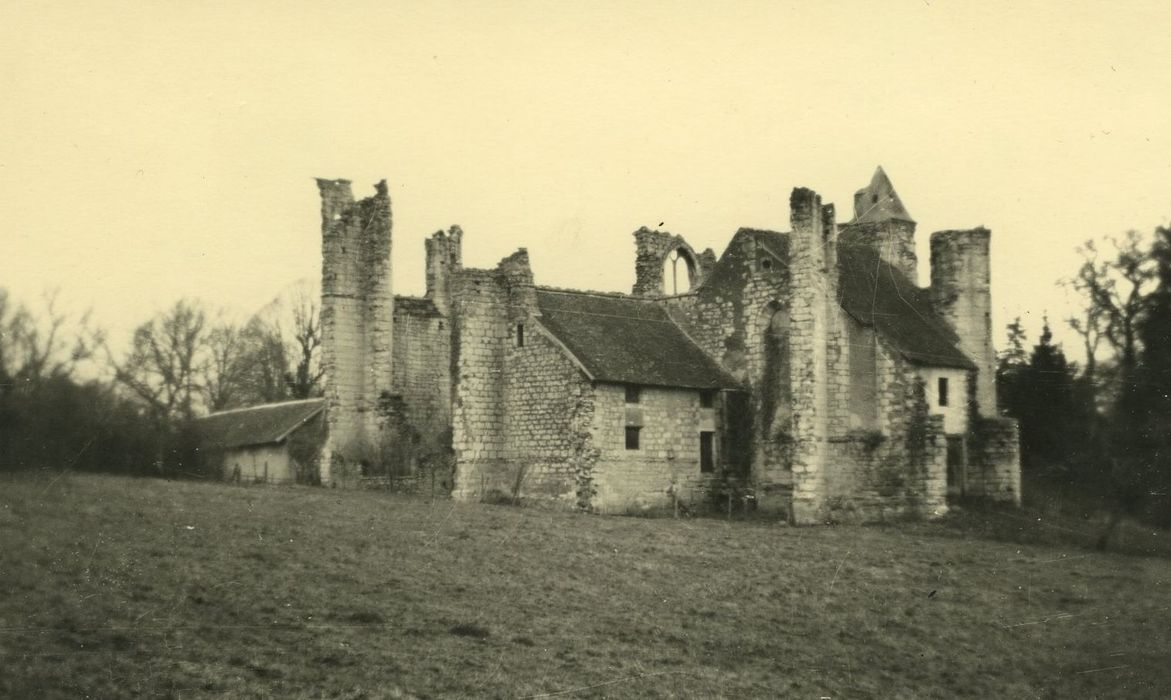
[536,286,631,299]
[202,397,324,418]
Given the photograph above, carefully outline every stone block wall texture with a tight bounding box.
[425,226,462,316]
[590,384,720,514]
[967,417,1021,504]
[821,335,949,522]
[317,179,394,485]
[449,268,508,500]
[391,300,451,449]
[660,229,795,513]
[787,188,830,524]
[929,229,997,418]
[839,220,919,285]
[502,323,597,507]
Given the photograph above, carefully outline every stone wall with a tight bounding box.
[631,227,714,296]
[839,220,918,285]
[659,229,794,514]
[316,179,395,486]
[929,229,996,417]
[449,267,508,500]
[392,298,452,460]
[501,323,597,508]
[787,189,831,523]
[590,384,720,514]
[821,335,949,522]
[967,417,1021,504]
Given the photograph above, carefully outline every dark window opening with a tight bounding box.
[760,258,773,271]
[871,194,879,204]
[699,390,715,408]
[625,385,641,404]
[625,426,641,450]
[516,323,524,347]
[938,377,949,407]
[699,431,714,473]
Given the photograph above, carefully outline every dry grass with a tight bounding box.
[1,471,1169,698]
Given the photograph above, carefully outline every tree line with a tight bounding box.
[997,225,1171,539]
[0,282,323,477]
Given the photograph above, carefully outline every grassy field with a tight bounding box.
[1,472,1169,699]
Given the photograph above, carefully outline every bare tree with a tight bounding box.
[286,281,324,398]
[248,279,324,401]
[0,288,104,392]
[203,320,249,412]
[1065,232,1158,378]
[114,299,209,422]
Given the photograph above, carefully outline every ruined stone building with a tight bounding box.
[308,167,1020,524]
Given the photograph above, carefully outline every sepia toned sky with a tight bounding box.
[4,0,1170,360]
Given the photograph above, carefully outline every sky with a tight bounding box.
[4,0,1170,362]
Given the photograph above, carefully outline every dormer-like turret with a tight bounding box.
[839,166,919,284]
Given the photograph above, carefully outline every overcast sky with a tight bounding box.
[5,0,1170,360]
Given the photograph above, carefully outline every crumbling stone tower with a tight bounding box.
[839,166,919,284]
[929,229,996,417]
[317,179,395,484]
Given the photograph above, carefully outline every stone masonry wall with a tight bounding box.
[839,220,919,285]
[449,268,508,500]
[929,229,996,417]
[967,417,1021,504]
[317,179,394,486]
[391,300,451,455]
[590,384,720,514]
[631,227,714,296]
[822,329,949,522]
[660,230,794,515]
[501,323,597,508]
[787,188,830,524]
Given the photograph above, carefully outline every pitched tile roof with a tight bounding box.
[836,244,975,369]
[534,289,740,390]
[196,399,325,450]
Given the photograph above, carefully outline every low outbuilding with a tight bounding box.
[196,399,326,484]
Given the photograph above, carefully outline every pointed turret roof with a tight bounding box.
[852,166,914,224]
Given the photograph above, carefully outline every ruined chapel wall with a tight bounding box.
[391,303,451,444]
[590,384,720,514]
[663,231,794,512]
[821,335,949,521]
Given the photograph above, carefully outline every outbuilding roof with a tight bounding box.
[534,289,741,390]
[836,244,976,370]
[196,398,326,450]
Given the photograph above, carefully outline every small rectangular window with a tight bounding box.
[938,377,949,407]
[516,323,524,347]
[699,431,714,473]
[699,390,715,408]
[625,385,640,404]
[625,426,641,450]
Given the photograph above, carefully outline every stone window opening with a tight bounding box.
[662,248,695,295]
[625,426,641,450]
[516,323,524,347]
[699,390,715,408]
[938,377,949,407]
[699,431,715,473]
[625,384,641,404]
[760,258,773,271]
